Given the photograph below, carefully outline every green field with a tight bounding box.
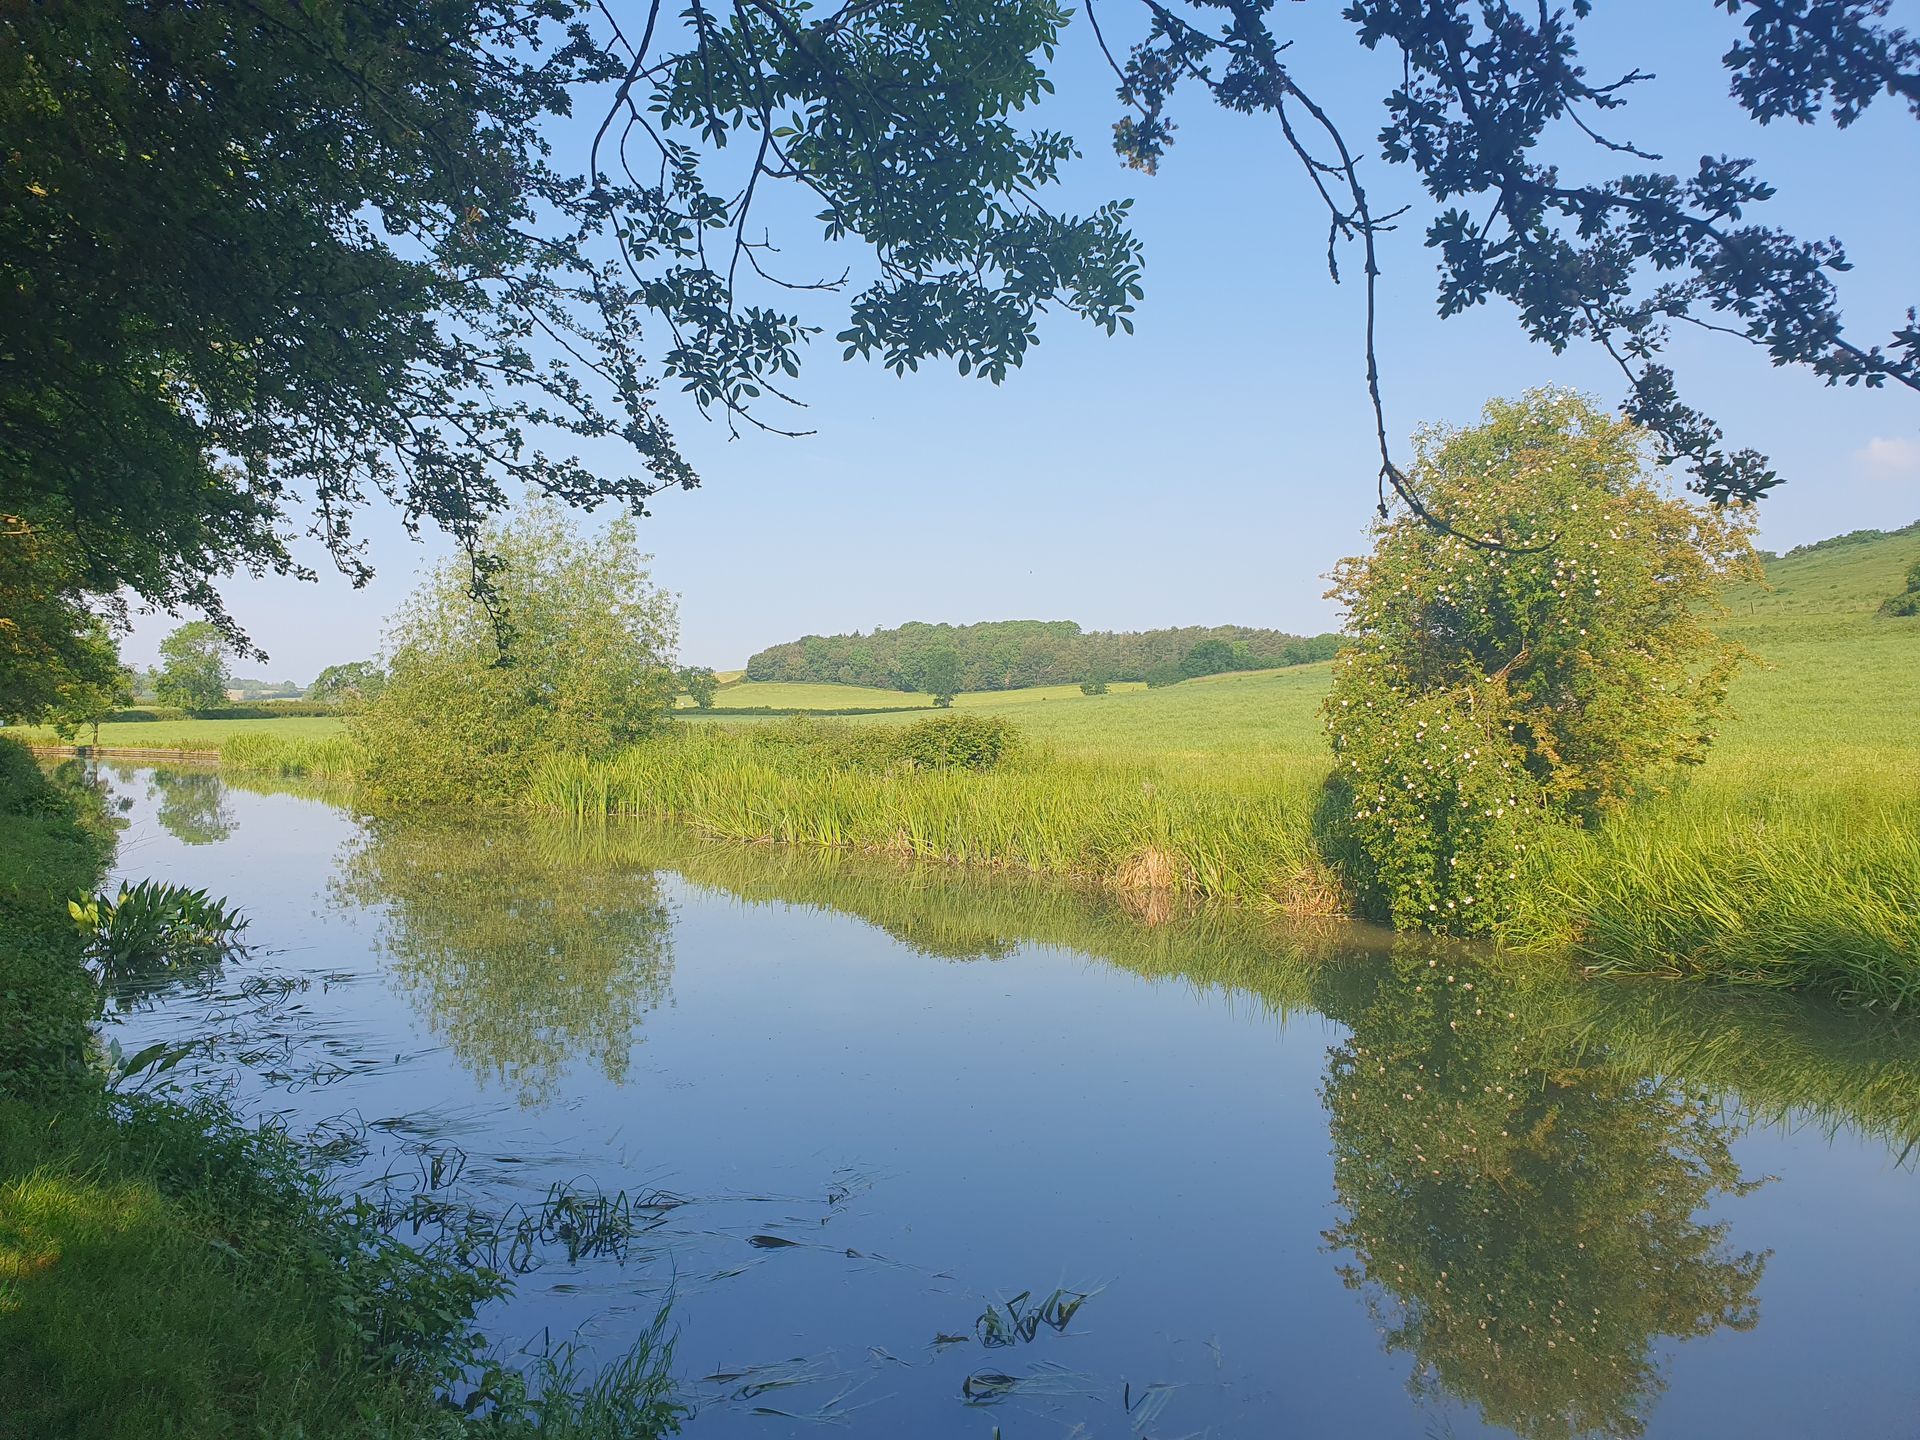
[5,715,346,751]
[532,526,1920,1006]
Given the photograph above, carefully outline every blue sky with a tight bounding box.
[126,3,1920,679]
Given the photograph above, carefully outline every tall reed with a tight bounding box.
[525,725,1345,915]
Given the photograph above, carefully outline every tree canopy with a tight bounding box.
[351,500,679,809]
[154,622,232,715]
[747,618,1340,691]
[307,661,388,707]
[3,1,1910,678]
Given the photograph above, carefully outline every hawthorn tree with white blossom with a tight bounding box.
[1322,391,1760,932]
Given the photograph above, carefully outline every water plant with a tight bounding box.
[69,879,247,984]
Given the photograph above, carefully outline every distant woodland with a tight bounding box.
[745,620,1343,692]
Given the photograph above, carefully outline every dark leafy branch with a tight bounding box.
[1105,0,1918,507]
[3,0,1913,685]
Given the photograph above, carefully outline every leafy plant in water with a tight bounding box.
[69,878,247,982]
[975,1287,1093,1347]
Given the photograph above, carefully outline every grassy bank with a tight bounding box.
[0,740,678,1439]
[530,530,1919,1006]
[197,527,1920,1007]
[5,714,346,752]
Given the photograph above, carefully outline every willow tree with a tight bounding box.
[352,501,680,808]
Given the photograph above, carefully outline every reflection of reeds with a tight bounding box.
[202,763,1920,1150]
[332,809,1920,1156]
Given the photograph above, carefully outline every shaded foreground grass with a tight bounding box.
[0,740,681,1440]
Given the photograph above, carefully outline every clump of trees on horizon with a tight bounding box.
[745,620,1342,694]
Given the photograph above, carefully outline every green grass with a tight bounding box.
[4,715,346,752]
[535,527,1920,1007]
[1493,529,1920,1004]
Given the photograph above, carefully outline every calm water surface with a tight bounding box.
[104,766,1920,1439]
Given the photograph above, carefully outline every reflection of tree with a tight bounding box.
[148,768,233,845]
[1321,949,1766,1440]
[333,820,674,1106]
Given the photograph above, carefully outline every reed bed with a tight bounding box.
[1508,773,1920,1009]
[218,729,362,781]
[521,718,1920,1008]
[526,726,1346,916]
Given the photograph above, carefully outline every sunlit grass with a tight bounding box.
[166,527,1920,1003]
[536,530,1920,1004]
[4,715,346,751]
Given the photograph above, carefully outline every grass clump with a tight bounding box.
[219,726,361,780]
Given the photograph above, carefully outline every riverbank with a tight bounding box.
[156,526,1920,1009]
[0,740,679,1440]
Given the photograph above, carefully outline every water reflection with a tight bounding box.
[331,821,675,1106]
[1321,948,1764,1438]
[155,769,1920,1437]
[147,766,234,845]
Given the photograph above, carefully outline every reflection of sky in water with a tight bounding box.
[102,766,1920,1439]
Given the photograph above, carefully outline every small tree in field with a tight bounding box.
[354,501,678,808]
[919,647,960,708]
[47,621,132,745]
[678,665,718,710]
[155,621,230,713]
[1323,391,1759,934]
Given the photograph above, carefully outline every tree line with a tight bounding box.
[745,619,1342,693]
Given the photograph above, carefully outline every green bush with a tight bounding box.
[1323,391,1757,933]
[895,713,1019,771]
[103,706,188,722]
[1879,559,1920,617]
[194,700,340,719]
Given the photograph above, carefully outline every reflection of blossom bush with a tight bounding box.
[1322,949,1765,1440]
[333,820,674,1106]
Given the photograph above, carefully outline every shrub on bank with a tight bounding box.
[351,501,678,809]
[1323,391,1758,933]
